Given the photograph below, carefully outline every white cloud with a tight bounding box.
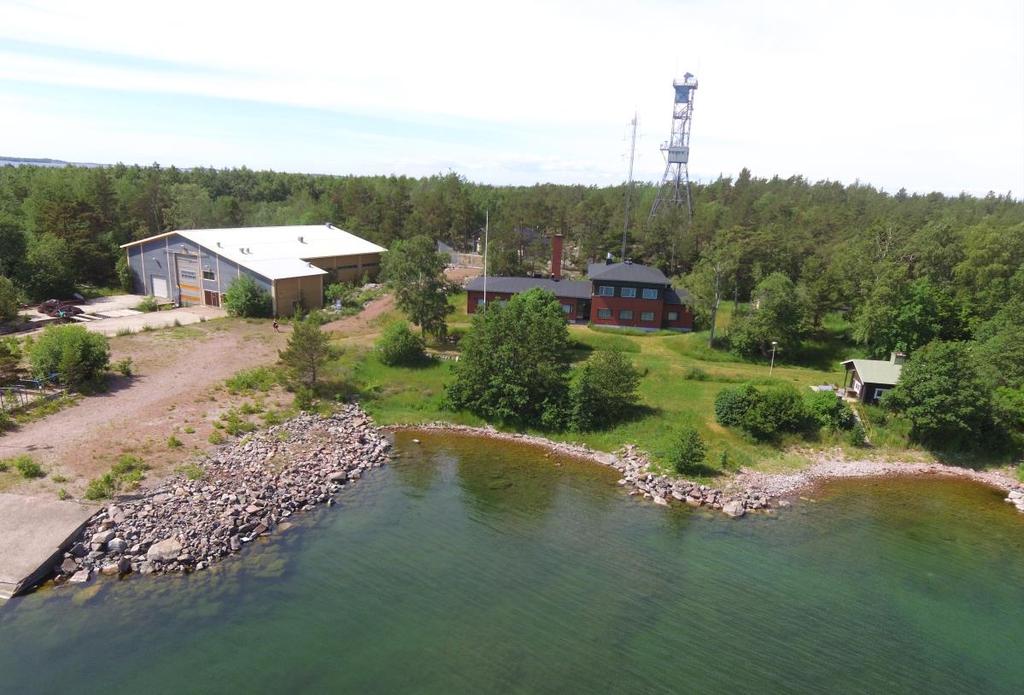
[1,0,1021,193]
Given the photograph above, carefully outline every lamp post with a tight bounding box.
[769,340,778,376]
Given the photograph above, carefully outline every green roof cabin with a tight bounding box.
[841,352,905,404]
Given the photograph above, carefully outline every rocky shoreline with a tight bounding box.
[389,423,1024,515]
[388,423,771,517]
[55,405,391,586]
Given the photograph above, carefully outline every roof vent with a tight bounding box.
[298,235,305,243]
[239,247,246,254]
[216,241,222,248]
[325,222,334,229]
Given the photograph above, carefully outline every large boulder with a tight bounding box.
[146,537,183,563]
[722,500,746,518]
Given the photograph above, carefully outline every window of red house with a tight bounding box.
[598,285,614,296]
[642,288,658,299]
[619,309,633,320]
[621,287,637,298]
[667,311,679,321]
[640,311,654,322]
[597,308,612,318]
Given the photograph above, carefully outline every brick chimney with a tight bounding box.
[551,234,563,281]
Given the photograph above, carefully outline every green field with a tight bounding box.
[326,294,917,476]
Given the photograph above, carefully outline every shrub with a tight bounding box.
[180,463,204,480]
[0,274,18,323]
[136,295,159,312]
[183,425,195,434]
[569,349,642,431]
[684,366,709,381]
[715,382,812,441]
[376,321,426,366]
[0,410,13,432]
[714,384,760,428]
[223,275,272,318]
[0,335,23,384]
[28,324,110,389]
[57,488,69,500]
[167,435,183,448]
[85,455,149,500]
[2,454,44,478]
[847,421,867,447]
[226,366,278,393]
[740,385,812,441]
[669,426,707,475]
[805,391,855,431]
[113,357,134,377]
[51,474,69,483]
[115,254,133,293]
[221,410,256,436]
[294,386,315,411]
[115,327,133,337]
[208,430,226,445]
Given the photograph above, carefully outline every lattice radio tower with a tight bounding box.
[649,73,698,221]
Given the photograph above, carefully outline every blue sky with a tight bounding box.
[1,0,1022,195]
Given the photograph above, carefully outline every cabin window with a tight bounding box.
[476,298,486,307]
[620,287,637,298]
[642,288,658,300]
[598,285,615,297]
[619,309,633,320]
[641,311,655,322]
[202,270,215,281]
[597,308,612,319]
[561,304,573,314]
[667,311,679,321]
[873,387,890,402]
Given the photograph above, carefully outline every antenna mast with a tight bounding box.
[621,113,638,261]
[649,73,698,221]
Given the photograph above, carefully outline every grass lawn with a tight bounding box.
[328,293,869,477]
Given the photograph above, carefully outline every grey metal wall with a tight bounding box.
[126,234,272,303]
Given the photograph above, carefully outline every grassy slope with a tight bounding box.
[329,294,896,475]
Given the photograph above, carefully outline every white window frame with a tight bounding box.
[873,387,889,402]
[597,308,612,319]
[598,285,615,297]
[640,311,655,322]
[620,287,637,298]
[641,288,658,300]
[667,311,679,321]
[561,303,573,314]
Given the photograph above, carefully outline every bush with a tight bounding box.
[2,454,44,478]
[715,382,812,441]
[847,421,867,447]
[0,335,23,384]
[167,435,183,448]
[684,366,709,381]
[180,463,204,481]
[15,456,44,478]
[57,488,69,500]
[137,295,159,313]
[569,349,642,431]
[377,321,427,366]
[741,385,812,441]
[84,455,149,500]
[670,426,707,475]
[208,430,226,445]
[805,391,855,431]
[223,275,272,318]
[0,274,18,323]
[113,357,134,377]
[115,254,133,293]
[714,384,760,428]
[28,324,110,389]
[226,366,278,393]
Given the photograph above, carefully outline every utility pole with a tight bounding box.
[482,209,489,308]
[621,113,638,261]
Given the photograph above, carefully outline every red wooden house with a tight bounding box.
[465,235,693,331]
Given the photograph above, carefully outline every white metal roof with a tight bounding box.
[122,224,386,281]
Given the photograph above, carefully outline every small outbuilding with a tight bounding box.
[841,352,905,404]
[120,224,385,316]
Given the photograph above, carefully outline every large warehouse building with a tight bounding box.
[120,223,386,315]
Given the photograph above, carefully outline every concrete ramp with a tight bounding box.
[0,494,99,600]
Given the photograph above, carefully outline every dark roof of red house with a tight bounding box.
[665,288,692,305]
[465,276,591,299]
[587,262,669,285]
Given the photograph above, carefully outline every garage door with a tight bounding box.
[175,254,201,306]
[151,275,169,298]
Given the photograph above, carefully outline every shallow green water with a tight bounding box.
[2,432,1023,694]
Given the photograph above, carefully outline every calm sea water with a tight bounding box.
[1,432,1022,694]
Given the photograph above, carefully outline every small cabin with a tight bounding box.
[841,352,905,405]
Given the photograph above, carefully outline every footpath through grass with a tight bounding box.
[330,296,863,476]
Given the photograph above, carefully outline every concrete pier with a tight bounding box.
[0,494,98,600]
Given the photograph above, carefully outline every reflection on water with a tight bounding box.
[1,432,1022,694]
